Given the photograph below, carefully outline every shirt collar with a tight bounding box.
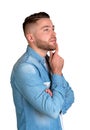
[26,45,46,64]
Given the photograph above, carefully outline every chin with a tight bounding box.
[51,45,56,50]
[48,43,56,51]
[49,47,56,51]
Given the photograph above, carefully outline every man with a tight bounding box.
[10,12,74,130]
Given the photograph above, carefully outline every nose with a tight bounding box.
[52,30,56,36]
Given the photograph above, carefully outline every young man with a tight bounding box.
[10,12,74,130]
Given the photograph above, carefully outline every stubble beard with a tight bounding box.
[36,40,56,51]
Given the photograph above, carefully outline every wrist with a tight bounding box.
[52,70,63,76]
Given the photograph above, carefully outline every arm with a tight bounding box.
[48,44,74,114]
[13,63,66,119]
[61,76,74,114]
[45,76,75,114]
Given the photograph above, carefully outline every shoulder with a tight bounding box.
[13,60,38,76]
[12,50,44,77]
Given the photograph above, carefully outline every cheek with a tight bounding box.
[36,32,51,42]
[42,35,51,42]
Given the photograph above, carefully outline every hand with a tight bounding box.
[49,44,64,75]
[45,89,53,96]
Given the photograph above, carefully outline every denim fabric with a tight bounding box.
[10,46,74,130]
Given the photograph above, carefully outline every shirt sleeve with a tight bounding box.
[59,76,75,114]
[12,63,67,119]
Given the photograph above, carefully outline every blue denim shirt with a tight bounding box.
[10,46,74,130]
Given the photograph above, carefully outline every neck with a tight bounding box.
[29,45,47,57]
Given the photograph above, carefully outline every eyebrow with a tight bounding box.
[41,25,55,29]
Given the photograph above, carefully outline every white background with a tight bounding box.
[0,0,90,129]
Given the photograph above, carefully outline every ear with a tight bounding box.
[26,33,34,42]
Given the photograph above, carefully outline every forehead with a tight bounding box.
[36,18,54,28]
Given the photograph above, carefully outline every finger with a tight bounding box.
[49,91,53,96]
[55,43,59,53]
[45,89,53,96]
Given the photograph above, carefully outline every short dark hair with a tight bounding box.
[23,12,50,34]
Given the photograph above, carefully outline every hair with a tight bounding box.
[23,12,50,35]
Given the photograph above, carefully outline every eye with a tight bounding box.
[44,28,49,31]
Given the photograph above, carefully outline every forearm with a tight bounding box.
[50,74,75,114]
[60,76,75,114]
[13,69,66,119]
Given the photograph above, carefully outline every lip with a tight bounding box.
[50,38,56,44]
[50,37,56,41]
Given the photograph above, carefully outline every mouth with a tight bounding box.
[49,37,57,44]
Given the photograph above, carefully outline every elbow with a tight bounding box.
[46,107,61,119]
[50,112,60,119]
[48,111,60,119]
[71,91,75,104]
[68,91,75,107]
